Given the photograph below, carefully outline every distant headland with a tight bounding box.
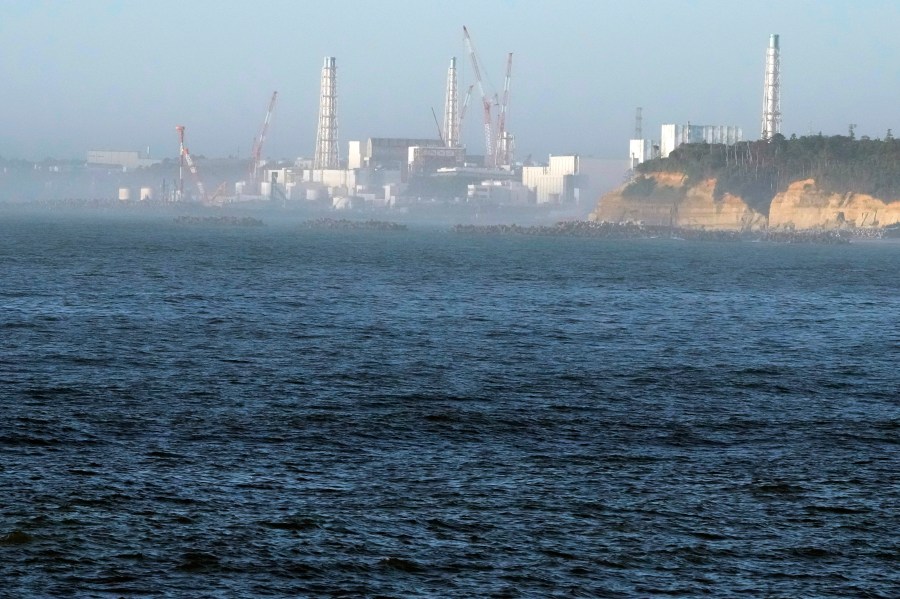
[592,134,900,232]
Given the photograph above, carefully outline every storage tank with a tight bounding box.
[260,181,272,197]
[118,187,131,201]
[139,187,153,201]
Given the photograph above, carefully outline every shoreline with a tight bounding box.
[451,221,892,244]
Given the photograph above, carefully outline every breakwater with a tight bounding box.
[173,215,264,227]
[298,218,407,232]
[453,221,860,244]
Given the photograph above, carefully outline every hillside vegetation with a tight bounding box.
[630,133,900,214]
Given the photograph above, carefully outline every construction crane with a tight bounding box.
[208,182,227,205]
[463,26,494,167]
[431,107,445,145]
[249,91,278,188]
[494,52,513,166]
[181,147,207,202]
[175,125,186,201]
[458,84,474,135]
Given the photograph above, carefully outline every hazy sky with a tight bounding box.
[2,0,898,162]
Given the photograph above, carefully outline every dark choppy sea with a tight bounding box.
[1,214,898,598]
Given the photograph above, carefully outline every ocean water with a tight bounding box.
[1,214,898,598]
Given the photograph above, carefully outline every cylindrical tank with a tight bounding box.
[139,187,153,201]
[235,181,246,195]
[260,182,272,197]
[118,187,131,201]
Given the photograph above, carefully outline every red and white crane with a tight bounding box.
[463,26,494,167]
[181,146,207,202]
[249,91,278,188]
[174,124,226,204]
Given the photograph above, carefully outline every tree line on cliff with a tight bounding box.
[629,133,900,215]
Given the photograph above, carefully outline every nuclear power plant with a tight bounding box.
[219,26,612,211]
[94,29,783,212]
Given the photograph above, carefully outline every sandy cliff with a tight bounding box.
[591,173,900,230]
[590,173,766,231]
[768,179,900,229]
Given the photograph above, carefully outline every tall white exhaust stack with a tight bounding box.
[443,58,460,148]
[314,57,339,169]
[761,34,781,140]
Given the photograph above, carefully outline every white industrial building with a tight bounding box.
[87,150,160,170]
[629,139,658,169]
[408,146,465,176]
[347,137,444,179]
[467,180,533,205]
[522,155,615,205]
[659,124,743,158]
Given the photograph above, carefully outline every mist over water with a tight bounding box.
[1,216,898,597]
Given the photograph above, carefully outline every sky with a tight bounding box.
[1,0,899,162]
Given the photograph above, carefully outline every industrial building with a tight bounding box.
[347,137,444,175]
[467,180,532,205]
[629,139,658,169]
[522,155,616,205]
[659,124,743,158]
[408,146,466,176]
[87,150,160,170]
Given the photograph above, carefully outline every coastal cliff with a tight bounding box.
[590,172,766,231]
[591,172,900,231]
[595,134,900,231]
[769,179,900,229]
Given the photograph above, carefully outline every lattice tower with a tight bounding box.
[314,57,339,169]
[761,34,781,140]
[443,58,459,148]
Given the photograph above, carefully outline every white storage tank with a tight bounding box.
[118,187,131,201]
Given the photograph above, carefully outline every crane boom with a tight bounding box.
[495,53,513,166]
[182,147,207,202]
[250,91,278,184]
[431,107,445,145]
[459,84,474,125]
[463,26,494,167]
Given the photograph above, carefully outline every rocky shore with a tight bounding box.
[452,221,864,244]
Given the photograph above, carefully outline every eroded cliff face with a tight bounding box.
[590,172,766,231]
[769,179,900,229]
[590,173,900,230]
